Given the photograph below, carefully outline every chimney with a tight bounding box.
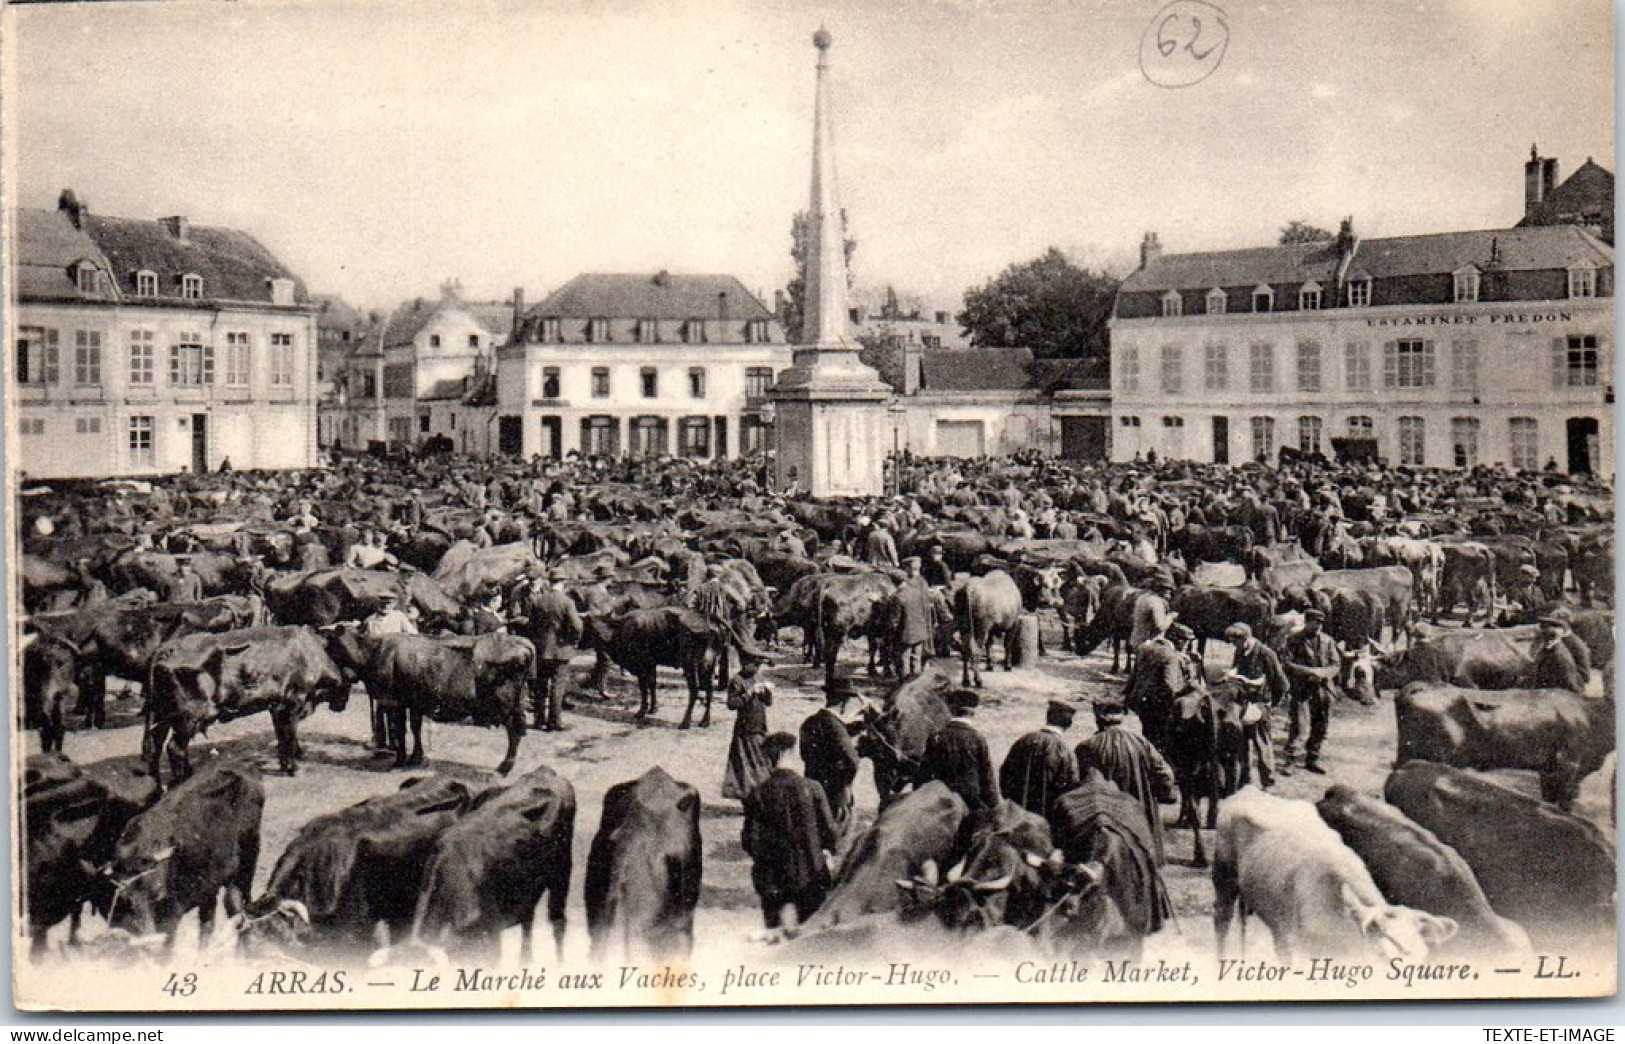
[1336,216,1357,260]
[1139,232,1162,270]
[935,310,949,325]
[717,291,729,321]
[902,337,923,396]
[57,190,88,230]
[161,215,189,243]
[511,287,525,337]
[1525,145,1560,214]
[652,270,670,287]
[773,289,787,324]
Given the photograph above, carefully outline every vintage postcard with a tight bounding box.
[5,0,1616,1013]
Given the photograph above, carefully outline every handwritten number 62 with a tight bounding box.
[1157,14,1219,61]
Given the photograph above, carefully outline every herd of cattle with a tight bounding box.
[15,450,1619,971]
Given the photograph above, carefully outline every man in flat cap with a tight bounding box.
[999,700,1081,818]
[916,688,1000,818]
[1077,698,1178,865]
[1530,613,1589,694]
[1281,606,1343,774]
[890,555,934,678]
[742,732,839,932]
[1125,618,1200,752]
[1224,621,1289,788]
[1127,567,1177,671]
[921,543,953,589]
[800,678,863,827]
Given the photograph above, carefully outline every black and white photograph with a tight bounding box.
[4,0,1616,1012]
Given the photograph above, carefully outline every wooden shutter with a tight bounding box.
[580,417,591,453]
[1382,341,1397,388]
[43,329,59,383]
[1552,337,1568,389]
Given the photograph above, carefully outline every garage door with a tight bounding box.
[936,420,986,458]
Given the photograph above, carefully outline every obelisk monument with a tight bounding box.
[771,27,891,499]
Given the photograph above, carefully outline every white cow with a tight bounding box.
[1213,787,1458,962]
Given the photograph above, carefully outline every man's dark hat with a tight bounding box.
[1303,608,1326,623]
[944,688,981,713]
[1092,697,1127,721]
[1046,699,1077,724]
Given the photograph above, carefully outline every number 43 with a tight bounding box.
[162,973,197,997]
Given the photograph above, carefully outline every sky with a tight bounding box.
[5,0,1614,314]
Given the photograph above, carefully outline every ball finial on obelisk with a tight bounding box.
[813,26,832,50]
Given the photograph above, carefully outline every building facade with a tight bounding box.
[13,192,319,479]
[497,272,792,460]
[1110,222,1614,476]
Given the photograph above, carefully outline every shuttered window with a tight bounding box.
[1384,339,1434,389]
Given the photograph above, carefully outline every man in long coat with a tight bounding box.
[1076,699,1178,865]
[999,700,1079,818]
[742,732,839,930]
[799,681,862,827]
[1225,622,1289,788]
[891,558,934,677]
[1124,621,1199,752]
[915,688,1000,817]
[514,575,582,731]
[1049,765,1173,954]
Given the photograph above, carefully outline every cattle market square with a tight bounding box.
[9,15,1618,1013]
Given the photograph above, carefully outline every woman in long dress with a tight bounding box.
[722,663,773,800]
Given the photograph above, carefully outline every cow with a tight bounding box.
[954,570,1025,687]
[1571,531,1613,608]
[1057,573,1108,654]
[852,668,954,805]
[1257,559,1324,599]
[245,776,473,952]
[580,608,734,728]
[144,626,352,785]
[261,569,462,630]
[23,633,79,754]
[1169,585,1276,659]
[325,630,535,775]
[23,755,159,953]
[410,766,576,961]
[1385,761,1615,953]
[1393,684,1614,808]
[1367,536,1445,619]
[1072,584,1150,674]
[798,781,967,935]
[895,801,1060,934]
[1312,566,1413,645]
[432,541,545,601]
[585,768,702,961]
[105,760,265,949]
[1172,524,1254,566]
[1164,687,1245,869]
[1048,776,1173,959]
[813,573,898,685]
[1212,787,1457,963]
[1436,541,1499,623]
[1315,785,1531,961]
[1370,626,1538,693]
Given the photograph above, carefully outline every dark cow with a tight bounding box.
[1394,684,1614,808]
[23,755,159,953]
[853,668,954,805]
[954,570,1025,687]
[411,766,576,960]
[22,554,83,613]
[1169,585,1275,658]
[261,569,462,630]
[799,781,967,934]
[1164,688,1245,868]
[896,800,1053,931]
[1072,585,1150,673]
[325,630,535,774]
[1312,566,1413,644]
[580,608,734,728]
[1058,573,1108,654]
[1436,541,1499,623]
[1173,524,1254,565]
[105,760,264,947]
[585,768,702,961]
[1385,761,1615,952]
[813,573,898,685]
[23,634,79,754]
[247,776,473,951]
[145,627,351,785]
[1371,626,1537,693]
[1571,531,1613,608]
[1315,785,1531,960]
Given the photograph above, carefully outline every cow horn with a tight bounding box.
[279,899,311,924]
[973,873,1014,893]
[945,859,967,884]
[920,859,939,886]
[1023,851,1045,869]
[150,845,177,864]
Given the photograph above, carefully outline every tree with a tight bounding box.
[957,248,1120,361]
[1279,220,1334,245]
[855,330,906,393]
[784,209,856,344]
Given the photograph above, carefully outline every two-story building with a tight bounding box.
[1110,220,1614,475]
[13,191,319,478]
[496,272,792,459]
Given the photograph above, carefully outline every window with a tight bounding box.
[1249,343,1274,393]
[1398,416,1426,466]
[538,318,562,342]
[1298,415,1323,455]
[1251,285,1274,313]
[1384,339,1435,389]
[682,319,707,345]
[1299,282,1322,311]
[921,334,942,351]
[468,334,480,349]
[225,332,251,387]
[1451,339,1479,393]
[73,331,102,386]
[640,368,658,398]
[591,367,611,398]
[129,330,154,386]
[679,417,711,458]
[75,263,100,294]
[1347,279,1371,307]
[181,274,203,300]
[74,417,101,435]
[1205,288,1227,315]
[582,415,619,455]
[420,414,431,434]
[270,333,294,386]
[1162,416,1185,458]
[542,367,561,399]
[429,335,441,349]
[1554,335,1600,387]
[171,335,212,386]
[19,419,45,436]
[1160,291,1182,318]
[688,367,706,399]
[1569,266,1597,299]
[129,416,155,467]
[1120,345,1141,392]
[1119,416,1142,427]
[745,367,774,400]
[630,415,668,457]
[587,318,611,343]
[1509,418,1540,471]
[1204,344,1228,391]
[1344,342,1371,392]
[1250,417,1275,462]
[745,320,770,343]
[637,320,660,345]
[135,271,158,297]
[1453,268,1480,303]
[1160,344,1182,394]
[1347,415,1374,440]
[1451,417,1480,468]
[1296,341,1322,393]
[16,327,59,386]
[361,372,377,399]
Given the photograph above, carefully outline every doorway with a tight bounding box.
[1059,416,1108,460]
[540,416,562,460]
[1212,416,1230,465]
[191,414,208,473]
[1567,417,1599,475]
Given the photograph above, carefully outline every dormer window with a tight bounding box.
[268,277,295,306]
[586,318,611,343]
[1453,266,1480,304]
[180,273,203,300]
[538,318,561,342]
[429,334,441,348]
[1298,282,1322,311]
[1347,278,1372,307]
[1205,288,1227,315]
[744,319,770,343]
[637,319,660,345]
[74,262,101,295]
[1160,290,1182,318]
[1251,285,1274,313]
[135,270,158,297]
[682,319,708,345]
[1568,265,1597,299]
